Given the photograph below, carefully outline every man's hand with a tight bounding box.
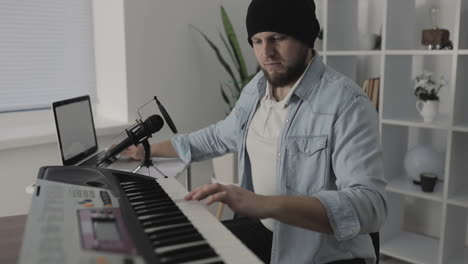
[184,183,271,219]
[119,145,144,160]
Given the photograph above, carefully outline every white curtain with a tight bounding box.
[0,0,96,112]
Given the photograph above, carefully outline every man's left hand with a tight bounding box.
[184,183,270,219]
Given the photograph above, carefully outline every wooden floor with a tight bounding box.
[0,214,27,264]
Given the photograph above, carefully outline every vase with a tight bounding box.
[416,100,439,123]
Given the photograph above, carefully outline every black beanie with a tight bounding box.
[246,0,320,48]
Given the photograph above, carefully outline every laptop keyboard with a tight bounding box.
[81,151,116,167]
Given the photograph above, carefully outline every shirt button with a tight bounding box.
[286,119,289,123]
[278,152,281,156]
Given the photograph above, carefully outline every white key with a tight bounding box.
[157,178,262,264]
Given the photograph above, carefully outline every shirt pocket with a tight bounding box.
[285,136,328,195]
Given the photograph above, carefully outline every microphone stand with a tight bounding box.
[132,139,168,178]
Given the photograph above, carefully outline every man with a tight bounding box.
[122,0,387,263]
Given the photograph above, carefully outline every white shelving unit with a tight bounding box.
[315,0,468,263]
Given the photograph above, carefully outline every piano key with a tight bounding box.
[152,233,204,248]
[144,222,192,233]
[121,177,262,264]
[180,258,224,264]
[142,214,189,228]
[159,245,217,264]
[128,194,169,203]
[133,200,174,210]
[155,240,208,255]
[148,225,198,240]
[138,210,182,221]
[157,178,263,264]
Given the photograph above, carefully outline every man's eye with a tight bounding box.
[273,36,285,42]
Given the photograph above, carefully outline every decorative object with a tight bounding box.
[420,172,438,192]
[191,6,258,115]
[413,71,447,122]
[421,7,451,50]
[404,145,444,184]
[359,33,379,50]
[416,100,438,122]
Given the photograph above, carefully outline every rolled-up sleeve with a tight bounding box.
[314,95,387,241]
[171,104,244,164]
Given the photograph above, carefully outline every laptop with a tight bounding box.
[52,95,116,167]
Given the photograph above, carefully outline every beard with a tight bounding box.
[261,51,309,87]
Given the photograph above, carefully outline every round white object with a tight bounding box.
[404,145,444,182]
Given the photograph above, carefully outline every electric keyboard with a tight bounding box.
[18,166,262,264]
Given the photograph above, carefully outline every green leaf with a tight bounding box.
[190,25,241,91]
[220,83,232,108]
[219,32,240,73]
[221,5,248,83]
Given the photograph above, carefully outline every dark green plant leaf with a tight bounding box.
[190,25,240,91]
[220,84,232,109]
[219,32,240,73]
[224,81,238,102]
[221,5,248,82]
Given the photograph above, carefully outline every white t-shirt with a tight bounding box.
[246,64,310,231]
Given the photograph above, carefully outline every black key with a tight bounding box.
[153,233,204,248]
[142,215,189,229]
[149,226,198,241]
[158,244,217,264]
[124,185,164,193]
[136,205,180,216]
[146,224,196,238]
[128,193,169,203]
[133,200,174,210]
[139,211,184,221]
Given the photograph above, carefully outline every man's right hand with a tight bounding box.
[119,145,145,160]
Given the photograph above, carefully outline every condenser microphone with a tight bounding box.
[100,115,164,163]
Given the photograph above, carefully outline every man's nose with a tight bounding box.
[262,42,275,59]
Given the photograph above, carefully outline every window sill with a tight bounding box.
[0,109,130,151]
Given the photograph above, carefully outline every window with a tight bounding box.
[0,0,96,112]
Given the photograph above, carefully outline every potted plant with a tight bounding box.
[413,71,447,123]
[192,6,258,115]
[192,6,258,184]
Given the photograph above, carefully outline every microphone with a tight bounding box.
[101,115,164,163]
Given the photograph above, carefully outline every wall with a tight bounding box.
[123,0,256,131]
[0,0,254,217]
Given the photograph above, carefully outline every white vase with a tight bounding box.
[416,100,439,123]
[212,153,238,184]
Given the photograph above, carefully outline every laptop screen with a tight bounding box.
[52,95,98,165]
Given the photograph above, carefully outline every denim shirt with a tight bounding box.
[172,54,387,264]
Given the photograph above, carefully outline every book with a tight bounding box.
[362,77,380,111]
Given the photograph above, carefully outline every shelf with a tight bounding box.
[458,50,468,55]
[381,232,439,264]
[381,116,450,130]
[324,50,382,56]
[323,50,457,56]
[385,50,455,56]
[453,125,468,132]
[446,250,468,264]
[386,177,443,202]
[447,195,468,208]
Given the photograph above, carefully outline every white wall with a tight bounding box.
[0,0,254,217]
[123,0,256,131]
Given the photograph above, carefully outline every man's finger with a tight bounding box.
[184,186,202,200]
[205,191,228,206]
[189,183,225,201]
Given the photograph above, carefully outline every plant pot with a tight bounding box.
[416,100,439,123]
[212,153,238,184]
